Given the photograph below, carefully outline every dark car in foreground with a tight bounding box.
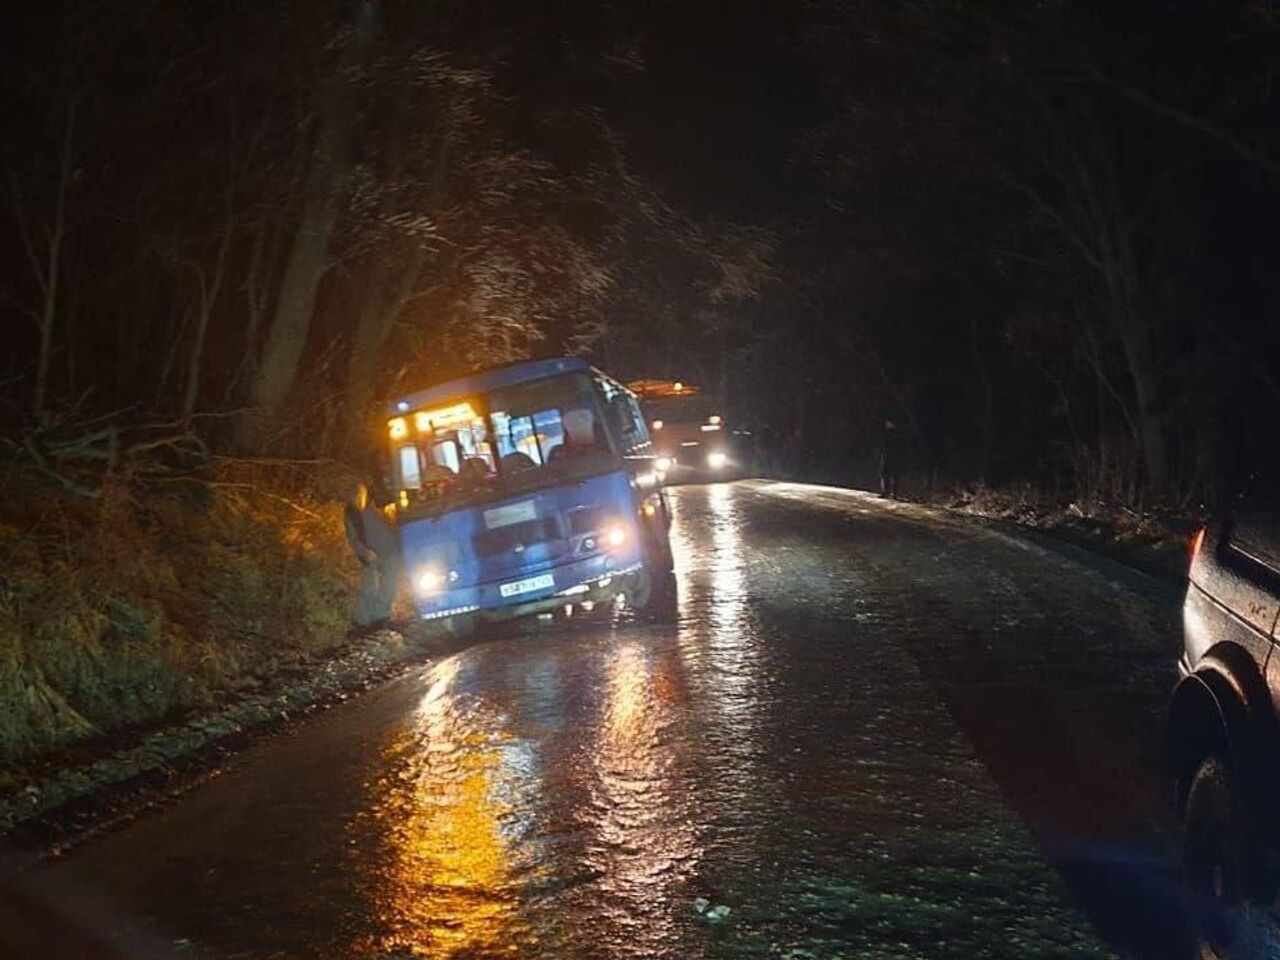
[1166,489,1280,958]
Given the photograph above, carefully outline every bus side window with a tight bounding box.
[605,392,649,453]
[624,395,650,448]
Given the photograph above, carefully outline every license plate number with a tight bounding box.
[499,572,555,598]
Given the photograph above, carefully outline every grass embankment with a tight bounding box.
[938,483,1195,585]
[0,460,357,774]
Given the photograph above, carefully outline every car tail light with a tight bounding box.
[1189,526,1206,562]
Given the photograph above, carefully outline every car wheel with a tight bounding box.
[1184,755,1249,959]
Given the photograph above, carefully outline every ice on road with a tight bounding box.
[39,481,1182,959]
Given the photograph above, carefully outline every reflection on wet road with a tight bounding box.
[40,481,1181,959]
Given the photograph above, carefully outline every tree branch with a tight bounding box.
[1092,68,1280,179]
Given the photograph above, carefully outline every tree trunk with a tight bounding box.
[342,90,451,454]
[27,101,76,418]
[1109,299,1167,494]
[182,125,240,419]
[240,0,379,450]
[969,312,994,485]
[343,245,426,454]
[182,204,234,418]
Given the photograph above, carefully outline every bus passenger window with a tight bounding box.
[506,416,533,462]
[488,371,610,472]
[565,408,595,448]
[431,440,460,474]
[534,409,566,459]
[398,445,422,489]
[456,423,496,472]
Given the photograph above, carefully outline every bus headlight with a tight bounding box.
[707,450,728,470]
[416,569,457,595]
[604,524,628,548]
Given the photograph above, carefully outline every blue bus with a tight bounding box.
[384,357,673,631]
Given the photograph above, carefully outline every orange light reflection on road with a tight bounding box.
[350,657,535,958]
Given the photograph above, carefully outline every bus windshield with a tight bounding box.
[390,372,619,516]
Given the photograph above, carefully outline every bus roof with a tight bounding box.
[387,357,596,415]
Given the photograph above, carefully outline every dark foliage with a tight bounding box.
[2,0,1277,507]
[731,0,1280,506]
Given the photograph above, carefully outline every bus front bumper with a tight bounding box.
[413,552,643,623]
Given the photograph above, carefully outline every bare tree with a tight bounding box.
[241,0,380,450]
[10,97,77,419]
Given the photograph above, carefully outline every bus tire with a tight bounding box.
[629,565,676,618]
[628,568,653,611]
[644,510,675,575]
[444,614,477,639]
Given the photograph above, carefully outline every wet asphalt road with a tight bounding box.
[39,481,1185,959]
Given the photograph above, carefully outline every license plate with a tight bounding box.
[499,572,555,598]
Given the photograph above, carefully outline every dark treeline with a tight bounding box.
[1,0,766,470]
[731,0,1280,506]
[3,0,1279,507]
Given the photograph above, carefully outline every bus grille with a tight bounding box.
[567,506,609,536]
[473,516,561,557]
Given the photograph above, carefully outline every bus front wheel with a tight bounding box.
[629,564,676,617]
[643,504,674,575]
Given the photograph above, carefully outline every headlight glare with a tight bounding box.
[416,569,445,594]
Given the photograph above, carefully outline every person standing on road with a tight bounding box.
[344,481,400,632]
[781,427,801,478]
[879,419,901,499]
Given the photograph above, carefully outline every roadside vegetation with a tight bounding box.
[0,451,354,769]
[935,484,1193,586]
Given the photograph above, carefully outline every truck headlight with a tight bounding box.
[707,450,728,470]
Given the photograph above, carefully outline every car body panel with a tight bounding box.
[1171,494,1280,859]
